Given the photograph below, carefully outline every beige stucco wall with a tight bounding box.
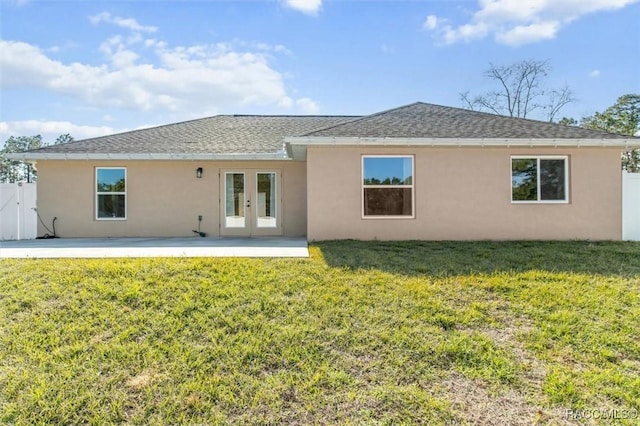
[34,160,306,238]
[306,146,623,240]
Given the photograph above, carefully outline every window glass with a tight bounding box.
[363,157,413,185]
[540,159,566,200]
[362,156,414,217]
[97,168,125,192]
[364,188,412,216]
[97,194,126,219]
[511,157,568,203]
[512,158,537,201]
[96,168,126,219]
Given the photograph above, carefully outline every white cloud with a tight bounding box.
[295,98,319,114]
[0,120,123,143]
[424,0,640,46]
[423,15,439,31]
[442,22,489,44]
[99,35,140,68]
[255,43,293,56]
[90,12,157,33]
[282,0,322,16]
[0,39,316,116]
[589,69,601,78]
[494,21,559,45]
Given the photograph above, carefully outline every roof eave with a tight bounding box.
[284,136,640,148]
[284,136,640,161]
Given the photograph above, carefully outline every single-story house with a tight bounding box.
[9,102,640,240]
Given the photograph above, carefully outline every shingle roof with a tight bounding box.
[14,102,637,162]
[29,115,360,155]
[303,102,632,139]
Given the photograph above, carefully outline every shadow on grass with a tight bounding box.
[313,240,640,277]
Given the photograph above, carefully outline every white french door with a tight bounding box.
[221,169,282,237]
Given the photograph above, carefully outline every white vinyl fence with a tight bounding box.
[0,183,37,241]
[623,172,640,241]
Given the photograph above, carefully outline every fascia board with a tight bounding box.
[284,136,640,149]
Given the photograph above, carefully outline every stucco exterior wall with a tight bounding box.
[34,160,306,238]
[306,146,623,240]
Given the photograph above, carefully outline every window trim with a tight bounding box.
[96,167,127,220]
[361,154,415,219]
[511,155,569,204]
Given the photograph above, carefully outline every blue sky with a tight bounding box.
[1,0,639,143]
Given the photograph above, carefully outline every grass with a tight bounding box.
[1,241,639,425]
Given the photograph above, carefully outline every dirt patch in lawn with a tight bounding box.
[441,321,581,425]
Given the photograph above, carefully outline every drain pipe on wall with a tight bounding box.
[192,215,206,237]
[35,210,58,239]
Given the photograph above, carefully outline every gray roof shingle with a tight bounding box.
[29,115,360,155]
[20,102,636,159]
[303,102,632,139]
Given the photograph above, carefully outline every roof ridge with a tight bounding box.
[36,114,362,149]
[301,101,637,140]
[300,101,427,136]
[303,101,635,139]
[411,102,634,138]
[43,115,229,148]
[229,114,361,118]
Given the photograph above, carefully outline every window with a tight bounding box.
[511,156,568,203]
[96,167,126,219]
[362,155,414,218]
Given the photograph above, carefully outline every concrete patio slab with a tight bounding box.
[0,237,309,259]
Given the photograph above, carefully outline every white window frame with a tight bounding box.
[362,155,415,219]
[511,155,569,204]
[96,167,127,220]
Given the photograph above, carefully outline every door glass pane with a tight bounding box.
[225,173,245,228]
[256,173,276,228]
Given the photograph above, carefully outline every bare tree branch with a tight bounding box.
[545,85,576,122]
[462,59,572,121]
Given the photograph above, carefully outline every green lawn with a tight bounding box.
[1,241,639,425]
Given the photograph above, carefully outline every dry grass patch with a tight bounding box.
[125,370,157,390]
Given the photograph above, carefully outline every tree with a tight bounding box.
[461,59,575,122]
[55,133,74,145]
[0,136,43,183]
[557,117,578,126]
[581,94,640,171]
[0,134,75,182]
